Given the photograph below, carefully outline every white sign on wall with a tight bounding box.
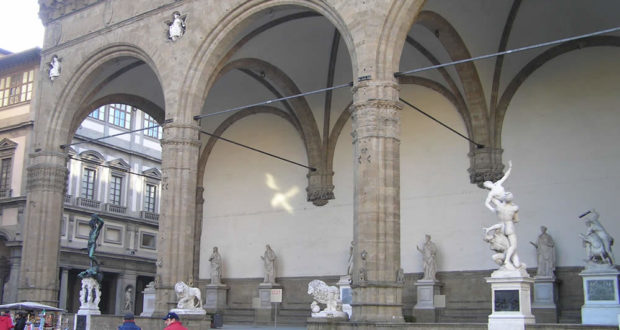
[270,289,282,303]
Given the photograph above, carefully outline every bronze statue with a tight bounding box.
[78,213,105,281]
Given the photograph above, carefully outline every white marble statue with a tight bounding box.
[417,234,438,281]
[579,209,615,266]
[209,246,222,285]
[174,281,203,309]
[166,11,186,41]
[482,162,525,272]
[49,55,61,80]
[483,160,512,212]
[123,286,133,312]
[346,241,354,277]
[308,280,347,318]
[530,226,556,277]
[261,244,277,284]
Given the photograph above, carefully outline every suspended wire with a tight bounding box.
[193,82,353,120]
[400,97,484,148]
[199,129,316,171]
[394,26,620,77]
[60,119,173,149]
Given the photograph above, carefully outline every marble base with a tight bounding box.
[337,276,352,319]
[255,283,282,324]
[205,284,229,313]
[532,276,557,323]
[580,267,620,325]
[170,308,207,315]
[140,286,156,317]
[486,270,535,330]
[413,279,442,322]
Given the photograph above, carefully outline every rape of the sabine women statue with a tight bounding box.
[482,161,526,271]
[579,209,615,268]
[530,226,556,277]
[417,234,438,281]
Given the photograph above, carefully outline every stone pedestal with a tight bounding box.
[255,283,281,324]
[486,269,535,330]
[580,266,620,325]
[532,276,558,323]
[413,279,442,322]
[75,278,101,330]
[140,282,156,317]
[337,276,352,319]
[205,284,229,313]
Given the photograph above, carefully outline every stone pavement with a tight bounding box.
[221,325,305,330]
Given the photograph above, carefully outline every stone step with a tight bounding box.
[438,308,490,323]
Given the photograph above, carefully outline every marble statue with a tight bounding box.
[261,244,277,284]
[359,250,368,282]
[123,286,133,312]
[308,280,347,318]
[530,226,556,277]
[483,160,512,212]
[209,246,222,285]
[482,162,525,272]
[78,214,105,281]
[346,241,355,277]
[174,281,203,309]
[166,11,186,41]
[417,234,438,280]
[49,55,61,80]
[579,209,615,266]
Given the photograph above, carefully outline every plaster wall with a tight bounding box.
[199,45,620,280]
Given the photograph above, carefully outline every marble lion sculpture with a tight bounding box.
[307,279,341,314]
[175,281,203,309]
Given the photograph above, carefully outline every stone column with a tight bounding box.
[350,80,403,322]
[154,122,201,315]
[18,151,67,305]
[58,268,69,310]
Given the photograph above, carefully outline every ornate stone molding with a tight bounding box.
[468,147,505,187]
[26,164,68,192]
[38,0,103,25]
[306,169,335,206]
[350,100,402,141]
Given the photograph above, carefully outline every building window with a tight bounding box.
[140,232,157,250]
[0,70,34,108]
[88,106,106,121]
[107,104,132,129]
[144,183,157,213]
[0,157,11,197]
[143,114,162,139]
[109,175,123,205]
[81,168,97,200]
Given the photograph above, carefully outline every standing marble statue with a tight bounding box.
[346,241,355,277]
[262,244,277,284]
[417,234,438,280]
[166,11,186,41]
[483,161,524,271]
[530,226,556,277]
[209,246,222,285]
[579,209,615,266]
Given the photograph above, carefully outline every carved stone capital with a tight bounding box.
[26,163,68,193]
[350,100,402,141]
[306,169,335,206]
[468,147,505,186]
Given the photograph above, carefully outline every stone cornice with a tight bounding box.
[38,0,103,25]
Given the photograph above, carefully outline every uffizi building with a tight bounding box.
[0,0,619,328]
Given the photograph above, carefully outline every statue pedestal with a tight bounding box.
[337,276,352,319]
[413,279,443,322]
[486,269,535,330]
[580,266,620,325]
[140,283,156,317]
[74,278,101,330]
[205,283,229,313]
[532,276,558,323]
[255,283,281,325]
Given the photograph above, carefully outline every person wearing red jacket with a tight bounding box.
[0,310,14,330]
[162,312,187,330]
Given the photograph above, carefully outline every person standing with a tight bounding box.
[118,313,140,330]
[163,312,187,330]
[0,310,13,330]
[13,313,25,330]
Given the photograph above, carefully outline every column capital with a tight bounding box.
[352,79,400,104]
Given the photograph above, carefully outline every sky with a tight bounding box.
[0,0,44,53]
